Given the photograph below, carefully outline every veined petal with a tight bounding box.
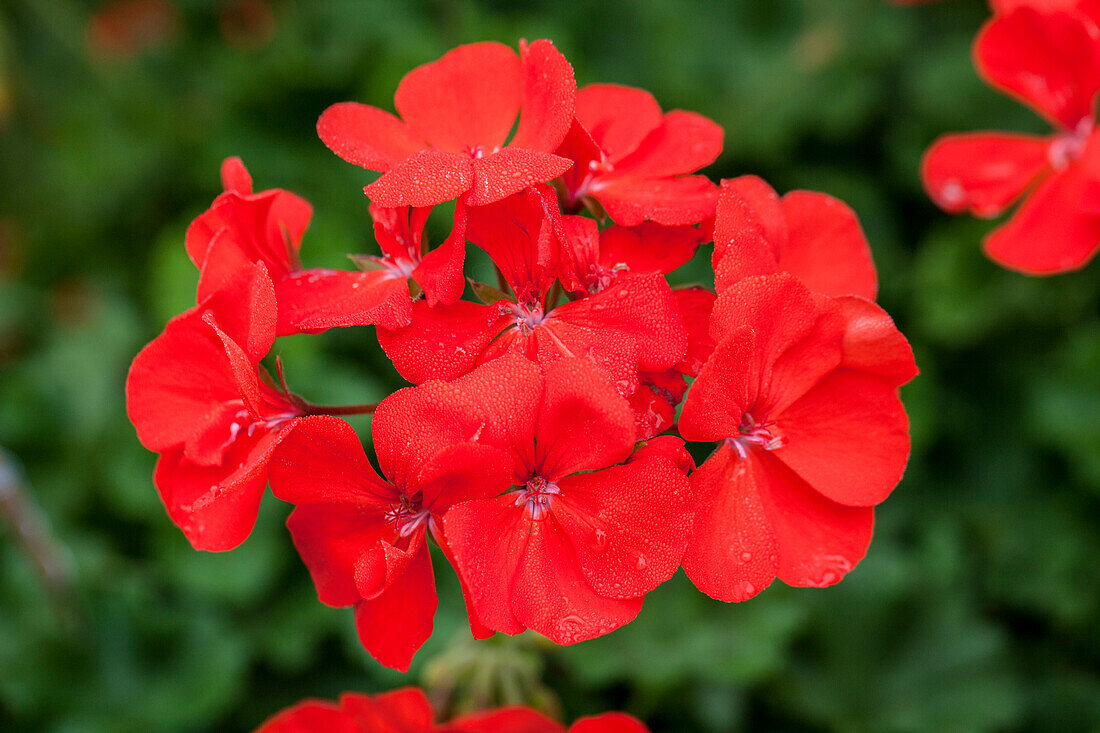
[681,445,778,603]
[316,102,425,171]
[353,541,436,672]
[779,190,878,300]
[921,132,1051,217]
[274,268,413,335]
[394,41,523,152]
[377,299,505,384]
[595,174,719,227]
[554,456,692,599]
[286,503,392,608]
[412,200,467,307]
[611,110,723,179]
[511,39,577,153]
[467,148,573,207]
[365,150,473,208]
[976,7,1100,129]
[575,83,664,162]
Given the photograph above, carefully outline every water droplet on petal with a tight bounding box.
[635,554,648,570]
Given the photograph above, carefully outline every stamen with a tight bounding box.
[513,475,561,520]
[385,495,430,538]
[1049,117,1093,171]
[727,413,786,459]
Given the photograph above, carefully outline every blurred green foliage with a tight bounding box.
[0,0,1098,731]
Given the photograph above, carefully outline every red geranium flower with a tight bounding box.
[377,187,688,398]
[677,273,916,602]
[440,355,694,644]
[317,40,576,208]
[921,4,1100,273]
[188,157,466,334]
[253,687,650,733]
[126,262,301,551]
[268,402,511,670]
[556,83,723,226]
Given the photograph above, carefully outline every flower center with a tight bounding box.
[500,300,548,335]
[727,413,786,460]
[231,407,298,440]
[514,475,561,520]
[1049,118,1093,171]
[385,494,430,538]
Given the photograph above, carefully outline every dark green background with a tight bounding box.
[2,0,1098,730]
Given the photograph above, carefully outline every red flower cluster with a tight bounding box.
[126,40,915,672]
[255,688,648,733]
[921,0,1100,274]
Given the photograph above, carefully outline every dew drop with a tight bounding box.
[635,554,648,570]
[740,551,753,563]
[739,580,756,597]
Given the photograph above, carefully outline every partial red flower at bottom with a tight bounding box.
[126,262,301,551]
[678,273,916,602]
[921,5,1100,274]
[253,687,651,733]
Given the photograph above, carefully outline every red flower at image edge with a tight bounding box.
[556,83,723,226]
[439,355,693,644]
[187,157,468,334]
[678,273,916,602]
[922,4,1100,273]
[317,40,576,208]
[126,262,301,550]
[253,687,650,733]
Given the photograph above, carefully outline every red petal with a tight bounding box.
[349,688,436,729]
[921,132,1051,217]
[598,222,703,276]
[779,190,878,300]
[556,119,604,204]
[353,542,436,672]
[627,370,685,440]
[371,381,490,492]
[711,178,780,292]
[983,143,1100,273]
[254,700,359,733]
[756,453,874,587]
[673,286,716,377]
[976,7,1100,129]
[555,214,602,295]
[153,438,272,552]
[205,261,278,363]
[220,156,252,194]
[127,307,238,453]
[835,296,919,386]
[544,272,688,388]
[365,150,473,208]
[510,513,643,644]
[774,370,910,507]
[286,503,391,608]
[268,415,394,506]
[394,42,523,152]
[274,268,413,335]
[377,299,504,384]
[681,445,778,602]
[447,354,543,482]
[316,102,425,172]
[535,358,637,479]
[553,456,692,599]
[511,39,577,153]
[467,148,573,207]
[441,495,528,636]
[678,328,753,443]
[630,435,695,474]
[449,706,564,733]
[417,443,514,512]
[575,84,664,162]
[569,713,650,733]
[595,174,719,227]
[612,110,723,179]
[465,186,559,302]
[412,200,467,307]
[709,274,844,417]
